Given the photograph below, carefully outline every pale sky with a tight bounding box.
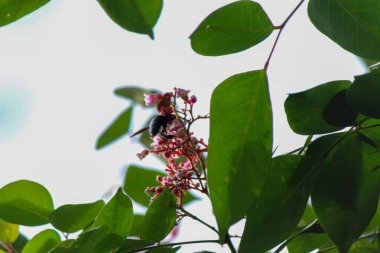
[0,0,364,252]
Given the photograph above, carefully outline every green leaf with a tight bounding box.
[0,219,18,243]
[311,133,380,252]
[140,189,177,242]
[308,0,380,60]
[287,233,331,253]
[323,90,357,127]
[207,70,272,238]
[239,155,316,253]
[190,1,274,56]
[123,165,198,207]
[50,227,118,253]
[114,86,160,106]
[0,180,54,226]
[97,0,163,39]
[129,214,144,237]
[92,188,133,238]
[115,239,154,253]
[298,205,317,227]
[285,80,353,135]
[366,198,380,231]
[358,119,380,148]
[96,107,133,150]
[347,69,380,119]
[22,229,60,253]
[0,0,50,27]
[49,200,105,233]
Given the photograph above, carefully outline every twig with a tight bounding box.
[171,104,209,195]
[127,239,220,253]
[179,207,218,233]
[264,0,306,70]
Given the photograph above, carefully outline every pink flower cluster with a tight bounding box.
[138,88,208,206]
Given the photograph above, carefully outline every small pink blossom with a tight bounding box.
[144,93,163,106]
[174,88,190,101]
[183,160,193,170]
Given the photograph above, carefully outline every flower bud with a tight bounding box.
[155,186,164,193]
[190,95,197,103]
[137,149,149,160]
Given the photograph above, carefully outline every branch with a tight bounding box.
[264,0,306,70]
[179,208,237,252]
[127,239,220,253]
[179,207,218,233]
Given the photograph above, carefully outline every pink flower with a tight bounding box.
[183,160,193,170]
[174,88,190,101]
[144,93,163,106]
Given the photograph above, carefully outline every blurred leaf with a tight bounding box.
[92,188,133,238]
[97,0,163,39]
[190,1,274,56]
[123,165,198,207]
[308,0,380,60]
[0,219,18,243]
[116,239,154,253]
[96,107,133,150]
[140,189,176,242]
[114,86,160,106]
[49,200,104,233]
[311,133,380,252]
[0,180,54,226]
[207,70,272,238]
[285,80,352,135]
[0,0,50,27]
[347,69,380,119]
[129,214,144,237]
[239,155,316,253]
[22,229,60,253]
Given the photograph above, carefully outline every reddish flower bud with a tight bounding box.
[190,95,197,103]
[155,186,164,193]
[137,149,149,160]
[176,181,185,189]
[156,175,163,182]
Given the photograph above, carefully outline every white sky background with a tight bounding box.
[0,0,365,252]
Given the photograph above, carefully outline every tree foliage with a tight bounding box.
[1,0,380,253]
